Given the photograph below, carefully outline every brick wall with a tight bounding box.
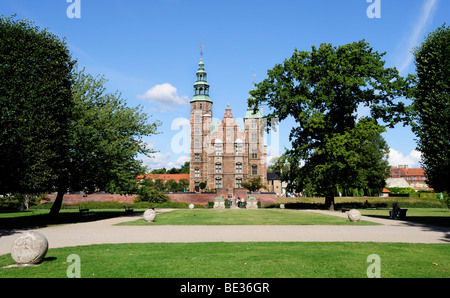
[44,191,276,207]
[44,193,137,205]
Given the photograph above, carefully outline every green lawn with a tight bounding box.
[359,208,450,227]
[1,242,449,278]
[117,209,379,226]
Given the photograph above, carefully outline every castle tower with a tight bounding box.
[244,103,267,187]
[190,58,212,192]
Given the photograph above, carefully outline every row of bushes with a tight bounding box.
[270,196,447,209]
[33,201,198,210]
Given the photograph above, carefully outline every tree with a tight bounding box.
[268,156,289,173]
[50,69,161,215]
[0,16,75,197]
[135,178,169,204]
[241,176,267,192]
[249,40,411,209]
[411,24,450,194]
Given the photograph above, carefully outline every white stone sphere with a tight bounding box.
[143,209,157,222]
[11,231,48,264]
[189,204,194,209]
[348,209,361,222]
[280,204,285,209]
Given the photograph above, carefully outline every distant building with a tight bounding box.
[389,165,432,191]
[137,173,189,184]
[267,172,286,195]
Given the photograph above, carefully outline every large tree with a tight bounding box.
[0,16,75,197]
[249,40,411,209]
[50,69,161,215]
[411,25,450,194]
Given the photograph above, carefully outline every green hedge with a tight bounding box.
[35,201,199,210]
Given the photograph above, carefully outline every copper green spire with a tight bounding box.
[192,58,212,102]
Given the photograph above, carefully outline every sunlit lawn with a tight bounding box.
[117,209,379,226]
[1,242,449,278]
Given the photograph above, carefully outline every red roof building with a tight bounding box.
[389,166,432,191]
[137,173,189,183]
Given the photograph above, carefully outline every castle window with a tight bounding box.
[195,169,200,178]
[236,178,242,189]
[199,103,202,110]
[215,178,222,189]
[236,163,242,174]
[194,154,200,163]
[215,163,222,174]
[252,132,257,144]
[194,125,201,136]
[194,137,201,149]
[215,143,222,155]
[252,165,258,175]
[252,119,257,129]
[251,149,258,159]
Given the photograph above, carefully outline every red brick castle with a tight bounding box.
[189,58,267,200]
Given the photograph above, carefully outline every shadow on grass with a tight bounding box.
[0,211,136,237]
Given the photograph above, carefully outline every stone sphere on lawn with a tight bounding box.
[348,209,361,222]
[189,204,194,209]
[143,209,157,222]
[11,231,48,264]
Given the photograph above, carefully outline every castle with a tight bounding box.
[189,58,267,200]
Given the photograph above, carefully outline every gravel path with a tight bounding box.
[1,209,449,255]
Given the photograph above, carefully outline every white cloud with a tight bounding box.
[138,83,189,112]
[141,152,190,171]
[397,0,439,74]
[175,155,190,166]
[141,152,174,170]
[388,148,422,168]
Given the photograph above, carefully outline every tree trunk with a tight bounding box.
[49,182,66,217]
[325,195,335,211]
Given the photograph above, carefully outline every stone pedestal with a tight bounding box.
[348,209,361,222]
[11,231,48,265]
[143,209,157,222]
[246,196,258,209]
[213,195,225,209]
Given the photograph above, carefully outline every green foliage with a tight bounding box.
[151,162,190,174]
[411,24,450,193]
[386,187,416,195]
[0,15,75,195]
[249,40,411,209]
[67,69,161,194]
[241,176,267,192]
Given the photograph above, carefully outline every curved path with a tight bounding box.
[1,209,449,255]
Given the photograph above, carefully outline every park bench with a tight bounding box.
[124,205,134,214]
[78,206,95,218]
[390,208,408,219]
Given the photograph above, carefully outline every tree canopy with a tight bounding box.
[0,16,75,196]
[411,24,450,194]
[0,16,162,215]
[249,40,411,209]
[50,69,161,215]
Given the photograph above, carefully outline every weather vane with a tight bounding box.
[200,42,204,58]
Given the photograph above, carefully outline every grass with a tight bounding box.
[1,242,449,278]
[1,208,449,278]
[117,209,379,226]
[359,208,450,227]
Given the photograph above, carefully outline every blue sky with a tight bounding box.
[2,0,448,170]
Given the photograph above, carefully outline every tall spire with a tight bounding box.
[192,55,211,102]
